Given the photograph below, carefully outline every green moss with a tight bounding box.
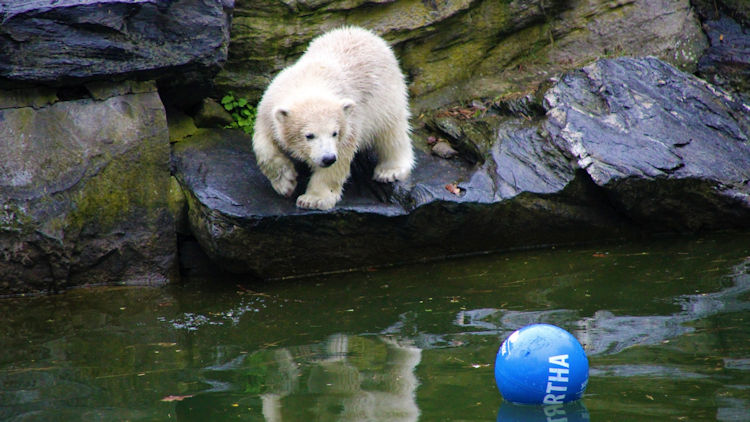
[166,109,198,143]
[0,204,35,235]
[0,87,57,109]
[167,176,187,234]
[393,0,514,97]
[68,137,170,233]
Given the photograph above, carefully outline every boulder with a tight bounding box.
[0,81,176,295]
[0,0,233,104]
[544,57,750,231]
[173,57,750,279]
[692,0,750,27]
[171,127,626,279]
[216,0,706,111]
[697,15,750,99]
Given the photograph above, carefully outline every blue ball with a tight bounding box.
[494,324,589,405]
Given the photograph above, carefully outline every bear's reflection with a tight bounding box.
[261,334,421,421]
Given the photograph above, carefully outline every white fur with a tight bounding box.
[253,26,414,210]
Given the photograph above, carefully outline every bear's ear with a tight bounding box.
[341,99,355,114]
[274,107,290,122]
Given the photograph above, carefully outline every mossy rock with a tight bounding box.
[217,0,706,112]
[0,81,176,295]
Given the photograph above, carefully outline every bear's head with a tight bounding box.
[273,96,355,168]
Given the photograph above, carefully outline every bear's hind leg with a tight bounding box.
[373,122,414,183]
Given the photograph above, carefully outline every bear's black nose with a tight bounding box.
[321,154,337,167]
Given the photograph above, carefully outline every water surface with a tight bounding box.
[2,233,749,421]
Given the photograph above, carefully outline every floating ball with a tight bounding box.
[494,324,588,405]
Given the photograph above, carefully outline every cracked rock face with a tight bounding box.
[0,82,176,295]
[544,57,750,231]
[218,0,706,111]
[0,0,232,91]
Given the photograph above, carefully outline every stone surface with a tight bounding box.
[0,0,232,91]
[193,98,234,128]
[692,0,750,27]
[172,127,626,279]
[697,15,750,98]
[0,81,176,295]
[216,0,706,111]
[173,57,750,279]
[545,57,750,231]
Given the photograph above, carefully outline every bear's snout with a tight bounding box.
[320,154,337,167]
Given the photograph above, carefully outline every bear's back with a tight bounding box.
[301,27,404,100]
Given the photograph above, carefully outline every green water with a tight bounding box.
[2,233,750,421]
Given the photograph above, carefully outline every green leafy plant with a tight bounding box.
[221,91,257,134]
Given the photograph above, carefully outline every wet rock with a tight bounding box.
[427,112,500,164]
[173,57,750,279]
[697,15,750,98]
[172,128,627,279]
[692,0,750,27]
[0,0,233,96]
[431,140,459,159]
[544,57,750,231]
[0,81,176,295]
[193,98,234,128]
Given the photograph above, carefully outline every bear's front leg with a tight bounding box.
[260,155,298,197]
[296,159,350,210]
[253,124,298,197]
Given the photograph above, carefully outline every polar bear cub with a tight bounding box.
[252,26,414,210]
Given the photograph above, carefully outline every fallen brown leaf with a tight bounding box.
[161,395,194,402]
[445,183,462,195]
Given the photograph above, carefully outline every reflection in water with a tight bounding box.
[452,259,750,357]
[1,235,749,421]
[195,334,421,421]
[496,400,590,422]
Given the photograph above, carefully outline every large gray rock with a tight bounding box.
[0,0,232,93]
[0,81,176,295]
[172,127,626,279]
[173,57,750,279]
[545,57,750,231]
[697,15,750,98]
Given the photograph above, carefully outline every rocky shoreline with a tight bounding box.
[1,0,749,295]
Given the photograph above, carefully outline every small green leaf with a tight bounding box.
[238,98,248,107]
[221,95,233,105]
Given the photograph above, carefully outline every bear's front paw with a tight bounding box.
[374,163,411,183]
[270,166,298,197]
[296,192,339,210]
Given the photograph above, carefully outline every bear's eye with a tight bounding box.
[332,131,338,137]
[305,133,315,140]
